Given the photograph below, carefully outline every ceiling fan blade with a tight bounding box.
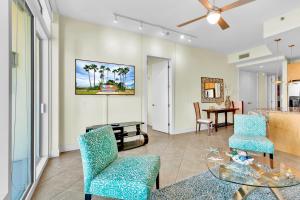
[198,0,213,10]
[218,17,230,30]
[177,15,207,27]
[221,0,255,12]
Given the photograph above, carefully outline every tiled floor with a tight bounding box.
[32,126,300,200]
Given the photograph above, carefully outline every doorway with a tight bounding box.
[238,60,284,113]
[239,71,258,113]
[147,56,171,134]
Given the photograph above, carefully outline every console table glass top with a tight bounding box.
[86,122,147,151]
[206,148,300,188]
[87,121,144,130]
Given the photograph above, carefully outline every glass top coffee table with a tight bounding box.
[206,148,300,200]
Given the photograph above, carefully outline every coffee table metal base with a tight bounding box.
[233,185,256,200]
[234,186,284,200]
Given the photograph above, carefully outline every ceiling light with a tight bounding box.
[188,38,192,43]
[207,10,221,25]
[180,34,185,39]
[138,22,143,30]
[160,30,170,37]
[259,66,264,68]
[113,14,118,24]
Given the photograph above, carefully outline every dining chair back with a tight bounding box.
[193,102,213,135]
[232,101,244,114]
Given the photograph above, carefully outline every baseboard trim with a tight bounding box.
[49,149,60,157]
[60,144,79,152]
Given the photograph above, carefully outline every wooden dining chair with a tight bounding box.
[193,102,213,135]
[232,101,244,114]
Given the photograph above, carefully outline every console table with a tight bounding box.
[202,108,239,132]
[86,122,148,151]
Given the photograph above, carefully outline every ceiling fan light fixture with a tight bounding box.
[206,10,221,25]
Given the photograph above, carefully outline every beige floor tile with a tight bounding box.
[32,126,300,199]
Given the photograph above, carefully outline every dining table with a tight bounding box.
[202,108,239,132]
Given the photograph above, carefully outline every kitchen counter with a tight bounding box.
[250,109,300,157]
[269,111,300,157]
[254,107,300,112]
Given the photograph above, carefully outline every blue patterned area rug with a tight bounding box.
[151,171,300,200]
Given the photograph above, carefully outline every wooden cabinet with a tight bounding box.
[288,63,300,82]
[269,112,300,157]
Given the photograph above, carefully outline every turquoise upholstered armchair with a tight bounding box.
[78,126,160,200]
[229,114,274,168]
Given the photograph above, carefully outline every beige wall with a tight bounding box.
[59,16,237,150]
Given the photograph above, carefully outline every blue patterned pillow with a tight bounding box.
[78,126,118,193]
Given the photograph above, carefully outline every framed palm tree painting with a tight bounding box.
[75,59,135,95]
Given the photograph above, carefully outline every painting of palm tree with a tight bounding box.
[83,64,92,88]
[124,67,130,83]
[89,64,98,87]
[105,67,111,82]
[75,59,135,95]
[112,69,118,81]
[99,69,104,83]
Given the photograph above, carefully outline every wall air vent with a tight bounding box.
[238,53,250,60]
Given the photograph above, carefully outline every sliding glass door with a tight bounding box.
[11,1,33,199]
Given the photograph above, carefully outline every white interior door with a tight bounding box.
[151,58,169,133]
[239,71,258,113]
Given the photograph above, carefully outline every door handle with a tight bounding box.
[248,102,252,105]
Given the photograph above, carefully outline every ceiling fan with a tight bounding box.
[177,0,255,30]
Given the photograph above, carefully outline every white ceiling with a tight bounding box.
[53,0,300,54]
[265,27,300,60]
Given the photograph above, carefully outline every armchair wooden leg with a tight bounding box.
[263,153,266,157]
[229,148,233,161]
[85,194,92,200]
[156,173,160,189]
[269,154,274,169]
[195,123,198,133]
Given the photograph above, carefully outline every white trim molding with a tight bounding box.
[60,144,79,153]
[173,126,211,135]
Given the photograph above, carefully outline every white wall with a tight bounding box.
[0,0,10,198]
[58,16,237,150]
[174,45,237,132]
